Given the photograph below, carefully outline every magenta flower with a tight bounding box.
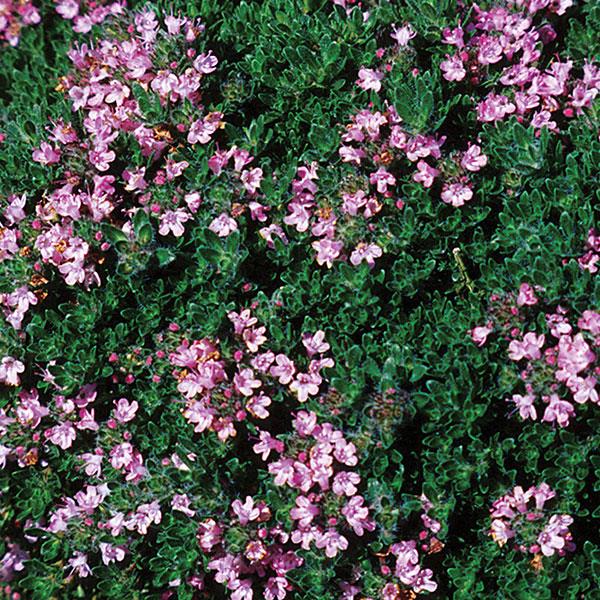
[270,354,296,384]
[234,368,261,397]
[159,209,192,237]
[32,142,61,165]
[232,496,260,525]
[509,393,537,420]
[441,54,466,81]
[350,242,383,268]
[413,160,439,188]
[113,398,139,423]
[0,356,25,386]
[209,213,238,237]
[356,67,384,92]
[369,167,396,194]
[516,283,538,306]
[441,182,473,207]
[460,144,488,172]
[508,332,545,361]
[290,495,319,528]
[312,239,343,268]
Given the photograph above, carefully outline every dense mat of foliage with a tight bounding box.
[0,0,599,598]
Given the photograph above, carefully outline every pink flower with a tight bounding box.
[440,54,466,81]
[32,142,61,165]
[356,68,384,92]
[171,494,195,517]
[369,167,396,194]
[441,182,473,207]
[461,144,488,172]
[556,333,595,375]
[269,457,295,486]
[516,283,538,306]
[45,422,77,449]
[477,94,516,122]
[253,430,284,460]
[66,552,91,578]
[578,310,600,335]
[339,146,366,165]
[315,529,348,557]
[413,160,439,188]
[113,398,138,423]
[270,354,296,385]
[209,213,238,237]
[312,239,343,268]
[508,332,545,361]
[159,209,192,237]
[471,325,492,346]
[391,23,416,46]
[122,167,147,192]
[246,393,271,419]
[302,331,330,356]
[197,518,223,551]
[477,36,504,65]
[232,496,260,525]
[290,373,321,402]
[538,514,574,556]
[240,167,263,194]
[0,356,25,386]
[542,395,575,427]
[509,393,537,420]
[243,326,267,353]
[99,543,126,566]
[341,496,375,536]
[80,453,103,477]
[350,243,383,268]
[290,495,319,527]
[228,308,257,335]
[234,368,261,397]
[332,471,361,496]
[194,51,218,74]
[183,401,214,433]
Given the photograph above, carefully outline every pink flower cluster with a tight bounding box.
[0,7,237,329]
[206,144,268,238]
[54,0,125,33]
[254,410,374,559]
[169,307,334,441]
[0,0,40,47]
[338,496,441,598]
[490,483,574,558]
[339,103,487,208]
[441,1,599,130]
[471,283,599,426]
[198,496,303,600]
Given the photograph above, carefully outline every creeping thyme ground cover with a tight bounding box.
[0,0,599,598]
